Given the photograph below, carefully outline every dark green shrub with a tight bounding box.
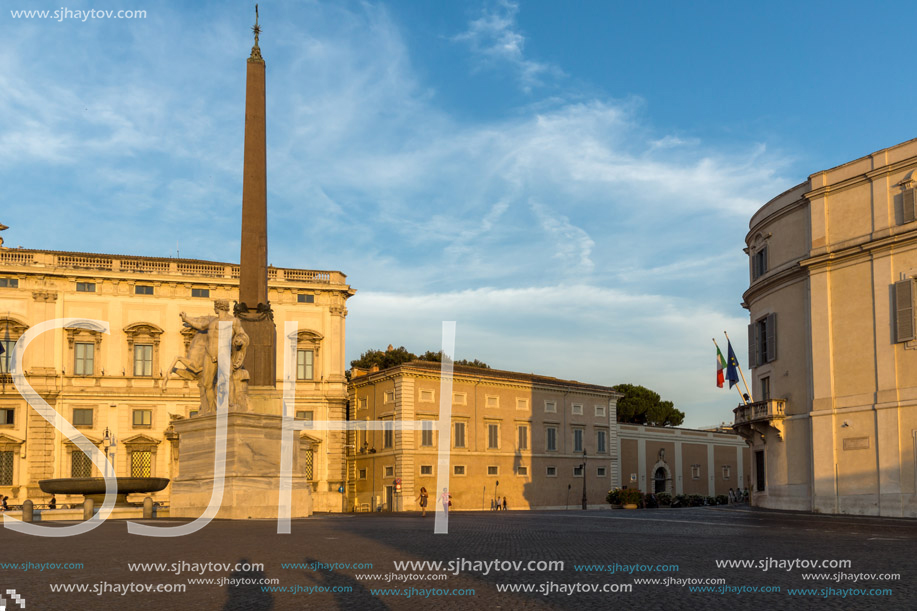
[715,495,729,505]
[656,493,672,507]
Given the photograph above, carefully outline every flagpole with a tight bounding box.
[724,331,753,402]
[713,337,746,405]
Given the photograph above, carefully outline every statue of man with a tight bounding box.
[177,300,249,413]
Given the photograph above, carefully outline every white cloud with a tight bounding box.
[453,0,563,92]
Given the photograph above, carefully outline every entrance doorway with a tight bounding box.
[755,450,765,492]
[385,485,394,511]
[654,467,667,493]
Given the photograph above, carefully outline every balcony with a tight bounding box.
[733,399,786,442]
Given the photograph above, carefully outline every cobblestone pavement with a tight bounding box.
[1,506,914,610]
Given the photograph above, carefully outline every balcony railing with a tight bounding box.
[734,399,785,425]
[0,250,346,285]
[733,399,786,441]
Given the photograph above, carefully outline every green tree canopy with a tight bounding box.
[350,347,490,371]
[612,383,685,427]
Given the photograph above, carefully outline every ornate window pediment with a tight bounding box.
[123,323,164,347]
[122,434,162,449]
[62,434,103,451]
[0,432,24,451]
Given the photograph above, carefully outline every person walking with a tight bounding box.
[502,496,507,511]
[440,488,451,514]
[417,486,429,517]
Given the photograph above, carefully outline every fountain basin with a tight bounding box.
[39,477,169,507]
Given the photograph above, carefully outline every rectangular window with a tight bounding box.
[723,465,731,480]
[72,408,93,427]
[420,465,433,476]
[71,451,91,478]
[453,465,465,476]
[453,393,467,405]
[131,451,152,477]
[0,278,19,288]
[191,288,210,298]
[516,398,528,410]
[358,397,368,410]
[691,464,701,479]
[76,282,95,292]
[596,430,607,453]
[546,466,557,477]
[297,349,314,380]
[904,187,917,224]
[296,411,314,428]
[384,466,394,477]
[595,404,606,418]
[573,428,583,452]
[895,279,915,342]
[573,465,584,477]
[760,377,770,401]
[383,420,393,449]
[133,344,153,376]
[487,466,498,476]
[135,285,154,295]
[597,467,607,477]
[485,395,499,408]
[421,421,434,447]
[544,400,557,413]
[0,339,13,373]
[359,468,367,479]
[132,409,152,427]
[748,313,777,368]
[517,425,528,450]
[572,403,583,415]
[74,342,94,376]
[297,294,315,303]
[419,389,434,402]
[305,451,314,480]
[546,426,557,452]
[0,451,13,485]
[516,466,528,476]
[752,247,767,280]
[0,408,14,425]
[487,423,499,449]
[384,391,395,404]
[453,422,466,448]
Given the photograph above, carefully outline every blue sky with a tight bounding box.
[2,0,914,427]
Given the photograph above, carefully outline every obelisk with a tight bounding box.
[236,4,276,388]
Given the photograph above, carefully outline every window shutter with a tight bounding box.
[904,188,916,224]
[895,279,915,342]
[747,323,757,369]
[765,313,777,363]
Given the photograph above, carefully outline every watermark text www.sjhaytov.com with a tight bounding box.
[10,8,147,21]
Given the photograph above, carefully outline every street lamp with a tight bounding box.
[494,479,500,509]
[581,449,587,510]
[102,427,117,478]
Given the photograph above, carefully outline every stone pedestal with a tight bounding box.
[170,412,312,520]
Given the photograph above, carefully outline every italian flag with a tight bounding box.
[716,346,727,388]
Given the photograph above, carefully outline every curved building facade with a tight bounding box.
[736,138,917,517]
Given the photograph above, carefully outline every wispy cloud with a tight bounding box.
[452,0,563,92]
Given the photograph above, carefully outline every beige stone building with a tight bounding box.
[617,424,749,497]
[347,361,622,511]
[736,137,917,517]
[0,246,353,512]
[347,361,749,511]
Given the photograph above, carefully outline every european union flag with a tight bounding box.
[726,340,740,389]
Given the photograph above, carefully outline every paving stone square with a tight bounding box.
[1,506,914,610]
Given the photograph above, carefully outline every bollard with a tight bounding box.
[143,496,153,519]
[22,500,33,523]
[83,498,94,520]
